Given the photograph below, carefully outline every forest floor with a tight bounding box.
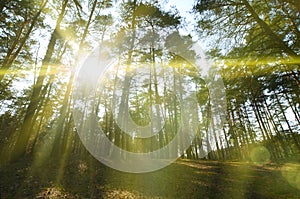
[1,155,300,199]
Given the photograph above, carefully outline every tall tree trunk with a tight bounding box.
[264,97,289,157]
[274,91,300,150]
[242,103,256,144]
[10,0,68,162]
[282,89,300,125]
[117,0,138,158]
[51,0,98,158]
[251,100,268,141]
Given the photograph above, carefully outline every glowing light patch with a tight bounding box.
[281,164,300,190]
[72,31,227,173]
[250,146,270,165]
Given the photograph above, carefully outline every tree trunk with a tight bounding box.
[274,91,300,150]
[117,0,138,158]
[51,0,98,158]
[0,0,48,82]
[10,0,68,162]
[242,0,300,86]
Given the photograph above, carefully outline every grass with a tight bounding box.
[0,155,300,198]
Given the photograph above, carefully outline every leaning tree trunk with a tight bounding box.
[10,0,68,162]
[0,0,48,82]
[242,0,300,87]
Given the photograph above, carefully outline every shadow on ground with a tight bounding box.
[1,155,300,198]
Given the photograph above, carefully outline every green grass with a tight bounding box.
[1,155,300,198]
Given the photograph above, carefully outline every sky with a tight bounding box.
[164,0,199,39]
[165,0,196,23]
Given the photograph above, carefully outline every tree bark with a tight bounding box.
[0,0,48,82]
[10,0,68,162]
